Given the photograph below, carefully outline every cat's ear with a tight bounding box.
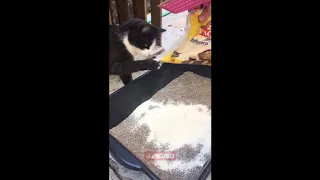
[141,24,166,33]
[152,25,166,33]
[158,27,166,33]
[141,24,152,34]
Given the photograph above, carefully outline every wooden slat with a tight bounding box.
[109,9,112,25]
[109,0,119,25]
[115,0,130,24]
[150,0,162,46]
[132,0,147,21]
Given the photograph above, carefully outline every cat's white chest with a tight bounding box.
[122,34,159,61]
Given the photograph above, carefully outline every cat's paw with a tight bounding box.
[148,55,157,60]
[149,60,162,70]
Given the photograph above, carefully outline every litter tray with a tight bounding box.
[109,63,212,180]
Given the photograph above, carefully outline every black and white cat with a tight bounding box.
[109,18,166,85]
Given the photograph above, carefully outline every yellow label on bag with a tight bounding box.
[161,10,211,66]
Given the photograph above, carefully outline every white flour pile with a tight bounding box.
[131,101,211,171]
[109,72,211,180]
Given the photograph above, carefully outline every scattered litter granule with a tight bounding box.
[109,72,211,180]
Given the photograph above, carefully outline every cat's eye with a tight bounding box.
[145,44,148,48]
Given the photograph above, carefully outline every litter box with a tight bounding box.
[109,63,212,180]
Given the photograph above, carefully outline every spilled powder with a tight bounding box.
[109,72,211,180]
[152,71,211,109]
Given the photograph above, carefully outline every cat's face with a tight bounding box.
[119,18,166,50]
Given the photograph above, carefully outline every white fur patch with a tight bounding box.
[122,34,163,61]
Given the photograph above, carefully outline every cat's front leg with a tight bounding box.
[110,60,161,75]
[141,58,162,70]
[138,46,164,60]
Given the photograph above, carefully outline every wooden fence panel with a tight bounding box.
[132,0,147,21]
[109,9,112,24]
[111,0,163,46]
[115,0,130,24]
[150,0,162,46]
